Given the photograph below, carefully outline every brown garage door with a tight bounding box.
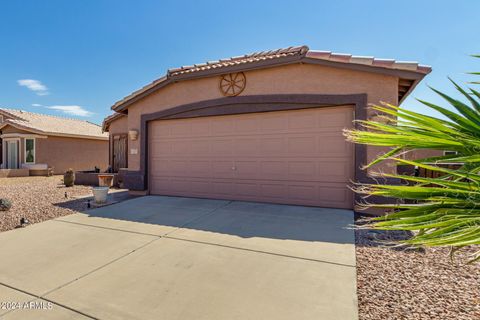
[148,106,354,208]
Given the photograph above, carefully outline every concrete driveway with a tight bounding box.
[0,196,357,320]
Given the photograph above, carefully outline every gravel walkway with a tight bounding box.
[356,228,480,320]
[0,176,93,232]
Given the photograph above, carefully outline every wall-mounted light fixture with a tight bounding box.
[129,129,139,141]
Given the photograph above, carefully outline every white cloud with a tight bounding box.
[17,79,49,96]
[47,105,93,117]
[31,103,43,107]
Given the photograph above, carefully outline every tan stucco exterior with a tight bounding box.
[1,124,108,174]
[112,63,398,173]
[36,136,108,174]
[108,115,128,135]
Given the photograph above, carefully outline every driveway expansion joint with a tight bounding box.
[164,235,356,268]
[53,219,162,237]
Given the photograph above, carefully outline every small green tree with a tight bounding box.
[344,56,480,263]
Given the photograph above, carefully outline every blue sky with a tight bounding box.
[1,0,479,125]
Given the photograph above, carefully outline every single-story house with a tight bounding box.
[103,45,430,209]
[0,108,108,176]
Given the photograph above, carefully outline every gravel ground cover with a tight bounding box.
[356,228,480,320]
[0,176,92,232]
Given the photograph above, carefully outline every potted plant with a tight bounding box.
[64,169,75,187]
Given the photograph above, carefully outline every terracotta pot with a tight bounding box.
[98,174,114,187]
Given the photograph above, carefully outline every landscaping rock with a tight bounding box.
[356,228,480,320]
[0,198,12,211]
[0,176,91,232]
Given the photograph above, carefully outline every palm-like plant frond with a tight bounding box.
[344,56,480,263]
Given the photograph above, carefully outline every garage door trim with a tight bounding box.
[124,94,368,195]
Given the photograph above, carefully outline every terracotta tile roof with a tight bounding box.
[167,46,309,77]
[0,108,108,140]
[305,51,431,73]
[111,45,431,112]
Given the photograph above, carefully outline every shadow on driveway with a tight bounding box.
[70,195,355,245]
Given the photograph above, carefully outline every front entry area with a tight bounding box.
[112,134,128,172]
[148,106,354,209]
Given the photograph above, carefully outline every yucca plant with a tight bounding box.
[344,56,480,263]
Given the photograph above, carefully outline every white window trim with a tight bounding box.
[24,138,35,164]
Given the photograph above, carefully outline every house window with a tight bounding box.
[0,115,3,123]
[25,138,35,163]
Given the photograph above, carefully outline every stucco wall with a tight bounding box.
[36,136,108,174]
[120,63,398,173]
[108,115,128,135]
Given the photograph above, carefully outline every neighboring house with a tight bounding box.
[0,108,108,175]
[103,45,430,209]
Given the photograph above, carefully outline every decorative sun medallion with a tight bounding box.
[219,72,246,97]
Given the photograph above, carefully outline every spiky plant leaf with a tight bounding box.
[344,58,480,263]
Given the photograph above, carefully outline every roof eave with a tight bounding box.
[111,53,431,113]
[0,121,108,141]
[102,112,126,132]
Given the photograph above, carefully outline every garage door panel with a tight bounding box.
[234,160,259,179]
[234,138,260,155]
[318,110,353,127]
[261,138,285,155]
[261,161,286,178]
[288,136,317,155]
[289,185,317,201]
[235,183,260,197]
[212,118,235,134]
[288,112,317,129]
[317,160,352,182]
[211,139,234,156]
[260,184,287,199]
[150,178,353,209]
[319,135,353,154]
[212,182,235,195]
[149,106,354,208]
[189,161,212,177]
[190,121,211,136]
[319,186,351,202]
[288,161,315,179]
[149,141,172,156]
[212,161,235,179]
[261,115,288,132]
[234,117,259,133]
